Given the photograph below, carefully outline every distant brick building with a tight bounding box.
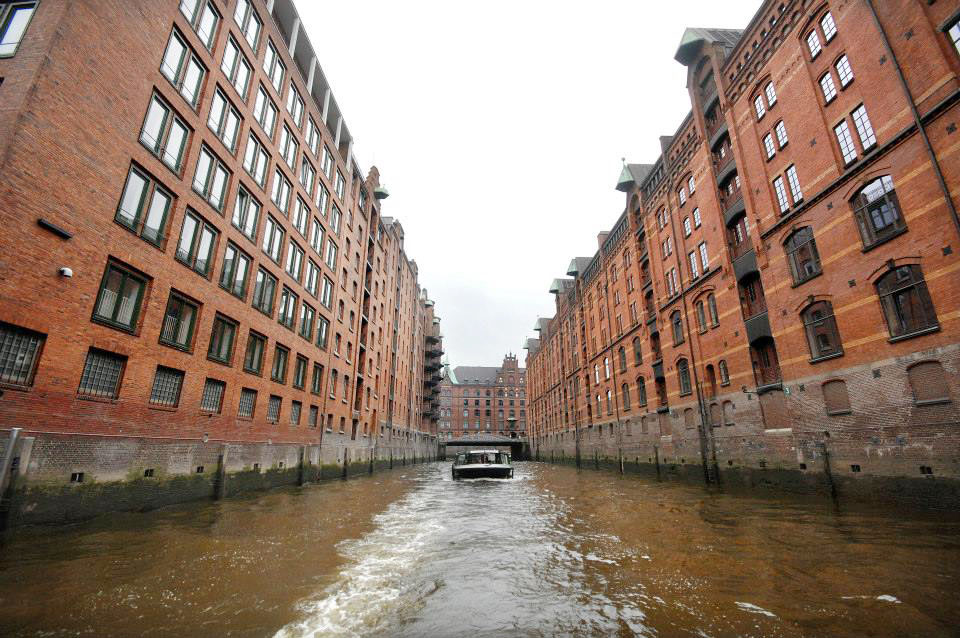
[0,0,441,523]
[525,0,960,504]
[438,354,527,439]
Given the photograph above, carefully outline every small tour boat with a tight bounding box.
[452,449,514,479]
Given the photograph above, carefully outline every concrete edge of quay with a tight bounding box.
[0,430,440,528]
[529,449,960,511]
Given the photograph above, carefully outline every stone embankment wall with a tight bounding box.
[0,431,438,527]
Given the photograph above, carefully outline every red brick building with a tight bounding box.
[438,354,527,440]
[526,0,960,505]
[0,0,441,523]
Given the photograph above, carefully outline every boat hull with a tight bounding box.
[452,464,514,479]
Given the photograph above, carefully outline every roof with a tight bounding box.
[674,27,743,65]
[567,257,592,277]
[450,365,525,385]
[616,163,655,192]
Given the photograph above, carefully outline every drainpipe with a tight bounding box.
[864,0,960,240]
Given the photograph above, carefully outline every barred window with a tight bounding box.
[149,366,184,407]
[290,400,302,426]
[243,331,265,374]
[238,387,256,418]
[267,395,281,423]
[78,349,126,399]
[93,263,147,332]
[176,209,218,276]
[802,301,843,360]
[200,378,225,413]
[0,322,45,387]
[160,292,198,350]
[876,265,938,338]
[852,176,905,248]
[207,314,237,364]
[271,344,289,383]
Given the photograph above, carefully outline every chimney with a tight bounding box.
[597,232,610,250]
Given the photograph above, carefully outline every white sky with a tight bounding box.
[298,1,758,367]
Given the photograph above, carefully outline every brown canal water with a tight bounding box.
[0,462,958,637]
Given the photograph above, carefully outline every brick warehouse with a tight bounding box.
[0,0,444,525]
[437,354,527,440]
[525,0,960,507]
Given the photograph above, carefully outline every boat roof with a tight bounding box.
[462,449,502,454]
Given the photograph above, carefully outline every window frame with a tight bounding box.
[207,313,238,365]
[0,2,38,58]
[159,291,198,352]
[115,164,173,247]
[175,208,219,277]
[92,261,147,333]
[140,92,190,173]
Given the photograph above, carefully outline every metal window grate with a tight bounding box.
[79,349,125,399]
[149,366,183,406]
[201,378,225,412]
[0,323,44,386]
[290,400,301,425]
[267,395,281,422]
[238,388,256,418]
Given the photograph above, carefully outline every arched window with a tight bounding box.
[695,301,707,333]
[605,389,612,414]
[876,265,938,338]
[907,361,951,405]
[802,301,843,360]
[852,176,905,248]
[718,360,730,385]
[621,383,631,411]
[618,347,627,372]
[705,364,717,398]
[603,357,610,379]
[637,377,647,406]
[709,402,721,427]
[671,311,684,345]
[722,400,735,426]
[822,379,851,415]
[785,227,821,284]
[632,337,641,366]
[593,364,599,384]
[677,358,692,395]
[708,293,719,327]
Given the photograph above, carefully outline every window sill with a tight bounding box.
[148,404,179,412]
[861,226,908,252]
[0,382,32,393]
[91,316,137,335]
[159,339,193,353]
[809,351,843,364]
[77,395,118,404]
[916,398,952,407]
[826,409,852,416]
[889,325,940,343]
[207,356,233,367]
[790,271,823,288]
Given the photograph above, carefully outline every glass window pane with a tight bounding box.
[142,189,170,244]
[141,98,168,150]
[117,170,147,227]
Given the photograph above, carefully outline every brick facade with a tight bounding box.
[525,0,960,506]
[0,0,442,522]
[438,354,527,440]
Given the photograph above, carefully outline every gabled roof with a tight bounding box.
[566,257,592,277]
[616,163,655,192]
[674,27,743,65]
[549,278,575,294]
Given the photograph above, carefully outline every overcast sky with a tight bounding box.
[298,1,758,368]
